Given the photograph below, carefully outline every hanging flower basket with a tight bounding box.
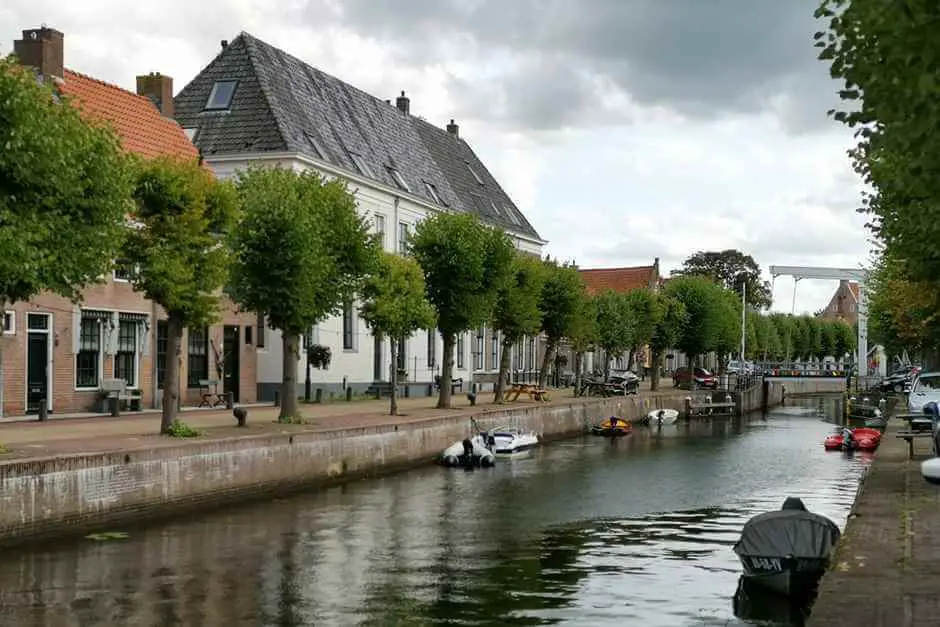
[308,344,332,370]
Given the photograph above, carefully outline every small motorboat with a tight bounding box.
[823,427,882,452]
[440,436,496,468]
[644,408,679,426]
[922,458,940,485]
[483,428,540,457]
[733,497,841,597]
[590,416,633,437]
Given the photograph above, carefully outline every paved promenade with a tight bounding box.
[0,382,680,460]
[809,418,940,626]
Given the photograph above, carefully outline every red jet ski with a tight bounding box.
[824,427,882,452]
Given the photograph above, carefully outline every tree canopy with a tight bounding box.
[593,290,635,374]
[537,259,587,387]
[410,212,515,407]
[0,55,133,305]
[673,249,772,309]
[230,166,378,419]
[359,253,436,415]
[491,253,546,401]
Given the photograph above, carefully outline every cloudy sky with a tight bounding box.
[1,0,871,314]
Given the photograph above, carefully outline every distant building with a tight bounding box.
[173,33,546,398]
[819,280,859,328]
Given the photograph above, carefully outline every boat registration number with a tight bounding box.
[748,557,782,571]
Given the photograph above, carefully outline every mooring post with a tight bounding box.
[684,396,692,419]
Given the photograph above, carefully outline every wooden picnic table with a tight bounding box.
[506,383,550,402]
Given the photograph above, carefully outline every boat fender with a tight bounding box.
[442,455,458,467]
[480,455,495,468]
[922,458,940,485]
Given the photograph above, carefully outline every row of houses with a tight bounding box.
[0,25,673,418]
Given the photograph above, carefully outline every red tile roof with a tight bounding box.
[580,265,657,295]
[60,70,199,161]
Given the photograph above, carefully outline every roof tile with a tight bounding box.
[61,70,199,161]
[580,266,657,295]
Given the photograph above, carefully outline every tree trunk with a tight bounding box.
[280,332,301,421]
[494,335,513,403]
[573,350,584,396]
[160,315,184,434]
[627,347,636,371]
[538,339,557,388]
[389,337,399,416]
[650,348,662,391]
[437,332,456,409]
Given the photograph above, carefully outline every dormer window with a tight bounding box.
[507,208,522,227]
[349,152,373,177]
[303,131,326,160]
[489,200,502,216]
[387,166,410,192]
[424,182,445,206]
[205,80,238,110]
[466,162,484,185]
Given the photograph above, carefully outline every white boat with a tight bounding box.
[440,435,496,468]
[647,408,679,426]
[483,427,540,457]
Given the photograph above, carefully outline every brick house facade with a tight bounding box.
[0,27,256,417]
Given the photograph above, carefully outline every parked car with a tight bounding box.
[908,371,940,413]
[607,369,640,395]
[726,360,755,375]
[881,366,921,394]
[673,367,718,389]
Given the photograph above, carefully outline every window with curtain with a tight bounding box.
[75,318,101,388]
[156,321,168,389]
[456,333,466,369]
[187,327,209,387]
[113,320,138,387]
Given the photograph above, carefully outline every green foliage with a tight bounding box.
[492,253,546,342]
[539,259,586,343]
[360,253,437,343]
[307,344,332,369]
[0,55,133,305]
[230,167,378,336]
[567,294,599,353]
[85,531,130,542]
[128,157,238,327]
[867,251,939,356]
[163,419,202,438]
[673,249,772,309]
[713,289,743,360]
[593,290,635,360]
[651,295,688,353]
[410,213,515,336]
[662,275,724,358]
[624,289,664,348]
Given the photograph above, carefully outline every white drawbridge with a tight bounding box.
[768,265,870,378]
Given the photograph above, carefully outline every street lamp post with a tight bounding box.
[740,280,746,363]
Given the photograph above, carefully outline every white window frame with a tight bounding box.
[349,152,373,177]
[2,310,14,335]
[374,213,387,249]
[387,167,410,192]
[205,80,238,110]
[113,318,141,389]
[75,317,105,391]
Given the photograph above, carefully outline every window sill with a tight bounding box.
[343,348,357,353]
[75,386,101,392]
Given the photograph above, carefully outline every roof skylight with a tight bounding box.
[205,80,237,110]
[466,162,484,185]
[349,152,373,177]
[424,182,445,205]
[388,167,410,192]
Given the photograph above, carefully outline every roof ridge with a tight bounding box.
[581,265,655,272]
[239,34,290,152]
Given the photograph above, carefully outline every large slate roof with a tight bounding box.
[174,33,542,241]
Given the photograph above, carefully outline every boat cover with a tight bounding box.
[733,498,841,559]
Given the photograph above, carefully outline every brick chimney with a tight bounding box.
[13,26,64,80]
[446,119,459,138]
[136,72,174,117]
[396,90,410,115]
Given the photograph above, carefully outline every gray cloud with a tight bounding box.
[304,0,840,132]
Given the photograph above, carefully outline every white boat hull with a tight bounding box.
[440,435,495,468]
[486,429,541,457]
[647,408,679,425]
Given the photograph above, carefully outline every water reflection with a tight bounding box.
[0,395,866,626]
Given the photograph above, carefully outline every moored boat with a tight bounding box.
[483,428,540,457]
[733,497,841,597]
[823,427,882,452]
[440,436,496,468]
[645,408,679,426]
[590,416,633,436]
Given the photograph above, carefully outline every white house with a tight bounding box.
[173,33,546,400]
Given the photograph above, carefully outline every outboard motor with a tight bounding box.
[486,433,496,450]
[781,496,807,511]
[460,438,474,466]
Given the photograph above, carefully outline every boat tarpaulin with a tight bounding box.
[733,506,841,560]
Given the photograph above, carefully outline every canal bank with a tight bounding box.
[808,416,940,626]
[0,378,843,548]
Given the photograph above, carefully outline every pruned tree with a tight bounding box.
[230,167,378,421]
[649,295,687,391]
[538,260,586,388]
[128,157,239,433]
[567,293,598,395]
[662,275,723,364]
[624,289,663,371]
[0,55,132,305]
[410,213,515,408]
[359,253,436,415]
[593,290,635,378]
[491,254,546,402]
[672,249,772,309]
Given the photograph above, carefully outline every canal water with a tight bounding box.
[0,395,870,627]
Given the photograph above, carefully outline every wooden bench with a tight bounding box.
[198,379,226,408]
[433,375,464,394]
[506,383,550,402]
[896,431,936,459]
[100,378,142,412]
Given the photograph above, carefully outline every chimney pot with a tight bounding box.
[13,26,64,80]
[395,90,410,115]
[136,72,175,118]
[446,119,459,138]
[221,40,229,49]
